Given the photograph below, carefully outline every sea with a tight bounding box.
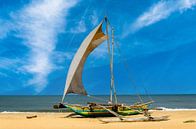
[0,95,196,113]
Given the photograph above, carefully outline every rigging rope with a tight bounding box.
[115,41,153,102]
[114,41,144,103]
[86,95,110,103]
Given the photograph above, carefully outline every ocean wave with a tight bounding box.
[1,111,23,113]
[0,111,35,114]
[153,107,196,111]
[0,111,67,114]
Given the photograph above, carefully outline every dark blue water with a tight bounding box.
[0,95,195,112]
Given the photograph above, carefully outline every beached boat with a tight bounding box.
[54,17,153,117]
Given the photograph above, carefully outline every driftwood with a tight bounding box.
[26,115,37,119]
[99,115,169,123]
[183,120,196,123]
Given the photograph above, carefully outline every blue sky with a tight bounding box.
[0,0,196,95]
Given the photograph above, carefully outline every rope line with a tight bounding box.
[114,41,144,103]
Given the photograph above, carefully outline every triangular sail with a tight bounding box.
[62,20,107,101]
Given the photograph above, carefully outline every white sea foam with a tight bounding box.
[0,111,65,114]
[1,111,33,114]
[153,107,196,111]
[1,111,21,113]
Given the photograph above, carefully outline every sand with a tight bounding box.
[0,110,195,129]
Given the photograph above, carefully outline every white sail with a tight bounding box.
[62,20,107,101]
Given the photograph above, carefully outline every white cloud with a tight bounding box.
[70,20,86,33]
[0,57,21,70]
[0,19,13,39]
[179,0,196,9]
[69,10,99,34]
[69,13,98,34]
[0,57,24,76]
[90,11,98,26]
[91,41,108,59]
[52,51,74,64]
[123,0,196,37]
[13,0,78,92]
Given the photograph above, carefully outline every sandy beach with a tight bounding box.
[0,110,195,129]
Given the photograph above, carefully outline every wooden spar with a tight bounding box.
[130,101,154,107]
[111,27,117,104]
[99,116,169,123]
[96,102,169,123]
[96,104,124,120]
[105,17,113,103]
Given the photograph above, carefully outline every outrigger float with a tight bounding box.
[54,17,169,122]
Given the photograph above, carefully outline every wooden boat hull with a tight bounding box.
[64,104,142,117]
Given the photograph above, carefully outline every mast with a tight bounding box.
[105,17,113,103]
[112,28,117,104]
[105,17,117,104]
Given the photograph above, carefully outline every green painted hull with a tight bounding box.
[64,104,142,117]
